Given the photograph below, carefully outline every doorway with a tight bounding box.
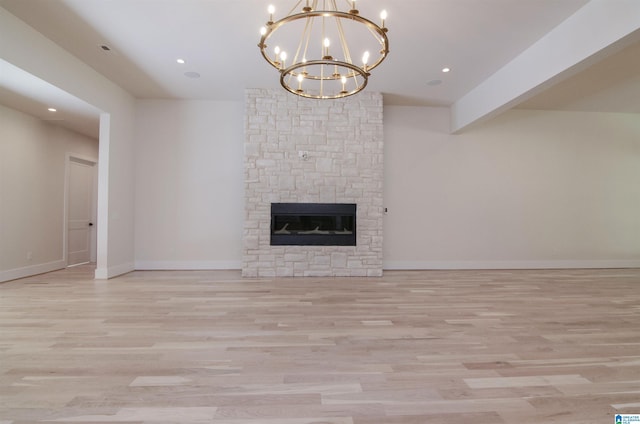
[66,155,97,267]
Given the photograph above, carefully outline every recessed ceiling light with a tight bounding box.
[184,71,201,79]
[176,59,185,64]
[98,44,117,55]
[442,67,451,73]
[48,108,57,112]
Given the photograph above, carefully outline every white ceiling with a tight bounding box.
[1,0,639,138]
[0,59,102,137]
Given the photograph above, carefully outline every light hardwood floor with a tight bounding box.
[1,266,639,423]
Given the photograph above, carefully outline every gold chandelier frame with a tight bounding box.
[258,1,390,99]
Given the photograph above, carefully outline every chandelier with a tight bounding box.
[258,0,389,99]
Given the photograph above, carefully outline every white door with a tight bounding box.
[67,157,96,266]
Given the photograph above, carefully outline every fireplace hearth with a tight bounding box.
[271,203,356,246]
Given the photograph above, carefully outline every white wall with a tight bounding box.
[133,100,639,271]
[1,8,137,279]
[0,105,99,282]
[134,100,244,269]
[383,106,640,269]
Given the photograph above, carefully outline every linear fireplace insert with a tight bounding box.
[271,203,356,246]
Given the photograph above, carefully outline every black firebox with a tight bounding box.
[270,203,356,246]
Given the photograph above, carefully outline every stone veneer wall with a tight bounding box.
[243,88,383,277]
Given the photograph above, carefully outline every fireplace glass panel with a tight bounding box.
[271,203,356,246]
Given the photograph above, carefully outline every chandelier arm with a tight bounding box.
[333,5,352,64]
[320,61,325,98]
[321,1,326,101]
[357,20,390,72]
[291,14,314,78]
[366,24,385,45]
[322,1,327,101]
[287,14,313,88]
[365,24,389,57]
[287,0,304,17]
[321,1,327,58]
[303,15,314,65]
[352,74,361,90]
[363,29,389,72]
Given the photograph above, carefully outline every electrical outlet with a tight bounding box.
[27,251,33,261]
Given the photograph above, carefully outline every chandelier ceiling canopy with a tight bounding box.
[258,0,390,99]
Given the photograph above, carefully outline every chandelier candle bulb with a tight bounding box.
[268,4,275,24]
[274,46,281,65]
[380,10,388,29]
[297,73,304,92]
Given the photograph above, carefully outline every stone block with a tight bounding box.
[258,269,276,278]
[308,134,326,144]
[278,176,296,190]
[256,159,277,168]
[331,252,348,268]
[315,158,334,172]
[284,253,307,262]
[312,255,330,265]
[341,167,359,177]
[349,269,368,277]
[244,236,259,249]
[277,267,294,277]
[293,262,308,271]
[319,188,336,203]
[348,259,363,268]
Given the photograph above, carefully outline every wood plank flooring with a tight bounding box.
[1,266,639,423]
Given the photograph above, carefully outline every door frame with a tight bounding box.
[64,153,98,266]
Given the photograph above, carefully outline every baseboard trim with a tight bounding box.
[94,261,135,280]
[4,260,635,282]
[383,260,640,270]
[0,260,66,283]
[134,261,243,271]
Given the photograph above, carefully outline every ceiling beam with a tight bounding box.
[450,0,640,133]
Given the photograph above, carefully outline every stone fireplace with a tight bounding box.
[243,89,383,277]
